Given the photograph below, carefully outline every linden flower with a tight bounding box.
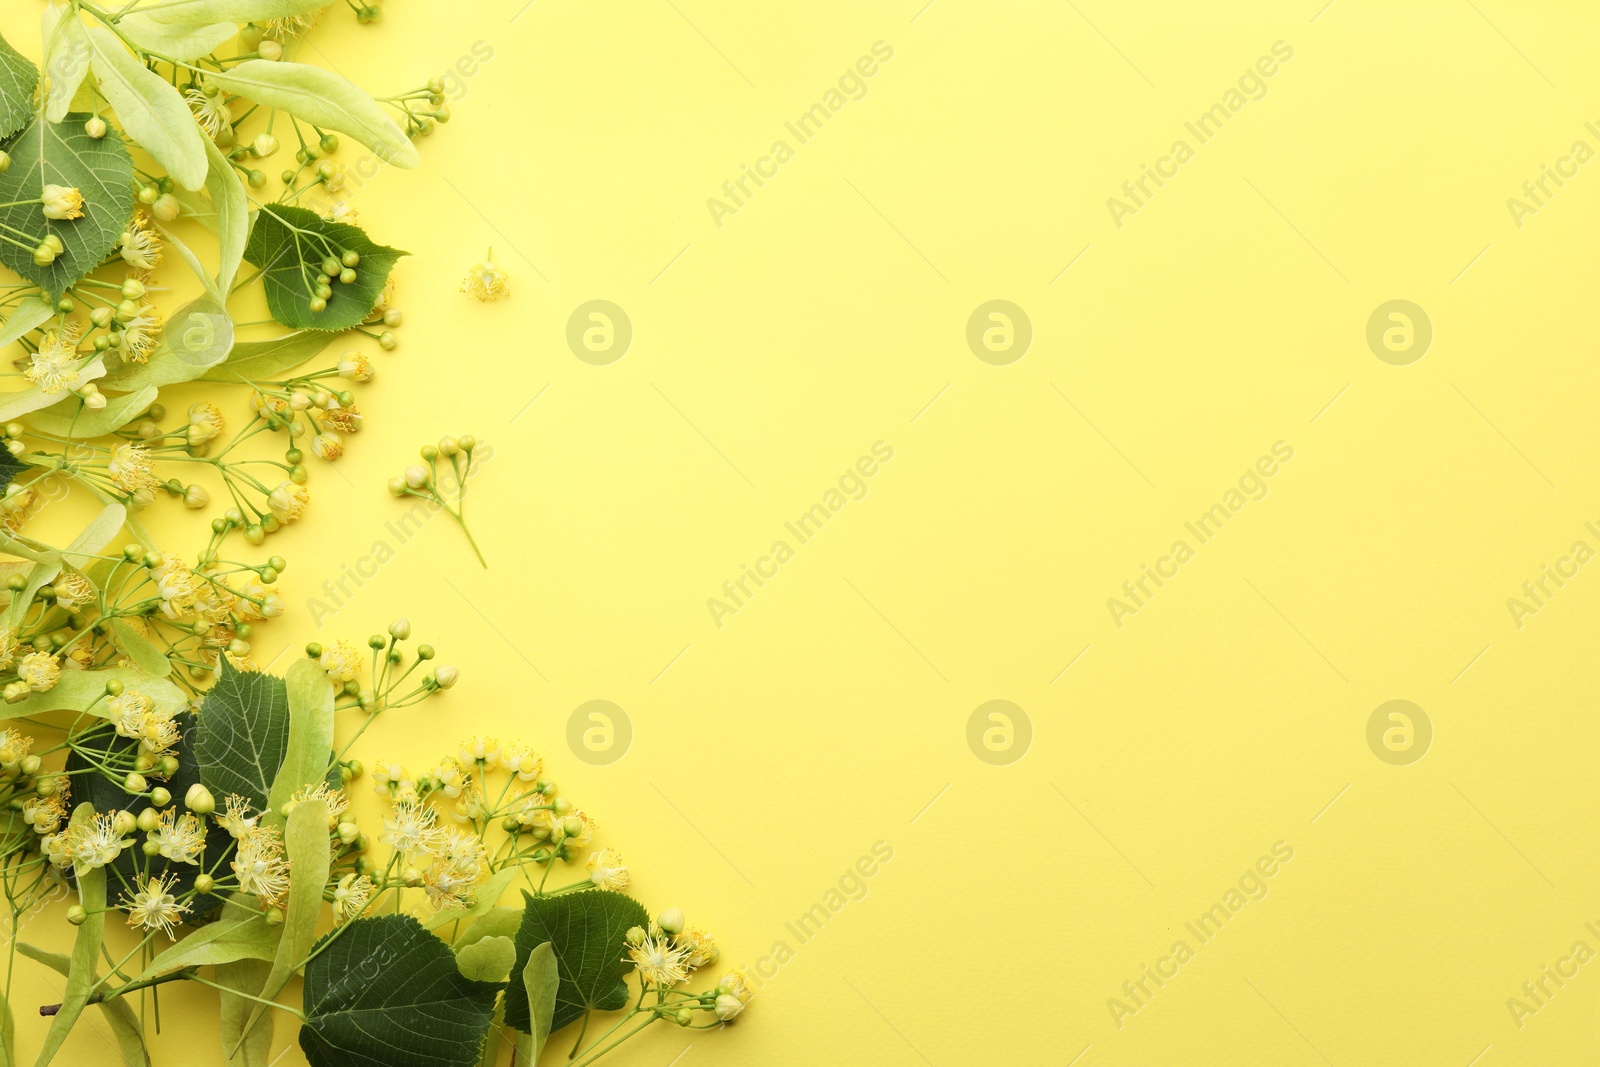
[629,932,691,987]
[66,811,133,869]
[332,873,374,923]
[461,254,509,301]
[586,848,629,891]
[381,799,441,857]
[25,323,84,393]
[678,928,718,968]
[268,480,309,523]
[108,442,157,493]
[233,824,291,905]
[124,873,190,939]
[22,792,67,835]
[184,401,224,445]
[319,639,361,681]
[184,86,232,138]
[459,736,500,768]
[714,970,754,1020]
[0,629,15,672]
[310,431,342,461]
[215,794,258,839]
[149,809,206,864]
[317,405,361,434]
[154,555,199,619]
[502,743,542,782]
[41,184,84,220]
[120,214,162,270]
[0,726,32,768]
[337,352,374,382]
[52,571,95,610]
[16,652,60,692]
[120,303,162,363]
[326,202,359,225]
[372,277,395,314]
[429,757,467,799]
[437,828,485,876]
[291,780,348,823]
[266,11,319,40]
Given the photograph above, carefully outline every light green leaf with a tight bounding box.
[195,659,290,811]
[0,666,186,724]
[117,14,236,62]
[25,384,156,438]
[84,25,208,190]
[0,356,107,422]
[137,916,278,980]
[99,296,233,391]
[454,906,523,949]
[0,114,135,297]
[0,33,38,141]
[206,137,248,293]
[33,804,107,1067]
[426,868,520,932]
[240,797,329,1038]
[205,61,419,168]
[108,617,171,676]
[298,914,501,1067]
[264,656,334,820]
[216,890,275,1067]
[503,890,649,1035]
[19,943,150,1067]
[200,330,338,383]
[0,297,55,349]
[520,943,557,1066]
[243,205,405,331]
[63,499,126,570]
[40,7,91,124]
[140,0,331,28]
[2,501,123,629]
[456,935,516,983]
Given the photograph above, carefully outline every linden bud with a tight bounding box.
[402,866,423,887]
[150,194,180,222]
[136,808,159,832]
[18,754,39,776]
[194,873,215,894]
[675,1008,693,1026]
[264,907,285,926]
[626,926,646,946]
[658,908,685,934]
[433,665,458,689]
[124,772,148,793]
[85,116,107,139]
[388,618,411,640]
[149,786,171,807]
[388,476,408,496]
[66,904,86,926]
[185,783,216,814]
[259,40,284,61]
[252,133,279,158]
[403,465,428,489]
[142,839,161,856]
[183,484,209,508]
[112,810,137,837]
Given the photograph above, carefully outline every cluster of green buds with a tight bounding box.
[391,79,454,139]
[387,434,487,566]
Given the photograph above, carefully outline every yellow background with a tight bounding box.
[7,0,1600,1063]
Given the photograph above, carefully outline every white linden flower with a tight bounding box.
[460,255,509,301]
[119,304,162,364]
[16,652,60,692]
[586,848,629,891]
[320,639,362,681]
[502,743,542,782]
[40,184,84,220]
[267,481,309,523]
[337,352,374,381]
[187,402,224,445]
[184,86,233,138]
[149,809,206,864]
[120,214,162,270]
[232,824,290,906]
[124,873,190,939]
[108,442,157,493]
[215,794,258,839]
[332,873,374,923]
[458,736,499,768]
[628,932,691,987]
[66,811,133,869]
[25,324,84,393]
[381,800,441,858]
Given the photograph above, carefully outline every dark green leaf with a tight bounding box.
[0,115,134,298]
[0,33,37,141]
[243,204,404,331]
[299,914,501,1067]
[0,450,25,495]
[503,890,648,1035]
[195,659,289,811]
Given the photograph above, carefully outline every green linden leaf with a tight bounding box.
[0,449,26,494]
[0,114,134,298]
[299,914,501,1067]
[503,889,649,1035]
[195,658,290,811]
[243,204,405,331]
[0,32,38,141]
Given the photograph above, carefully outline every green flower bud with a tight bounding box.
[149,786,171,807]
[185,783,216,814]
[194,873,215,894]
[66,904,86,926]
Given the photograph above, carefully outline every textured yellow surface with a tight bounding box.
[6,0,1600,1064]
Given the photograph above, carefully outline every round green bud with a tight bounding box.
[193,873,215,894]
[142,839,161,856]
[269,555,287,572]
[124,772,148,793]
[305,642,323,658]
[66,905,87,926]
[136,807,159,832]
[149,787,171,807]
[184,783,216,814]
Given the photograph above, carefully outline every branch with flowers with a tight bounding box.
[0,2,747,1065]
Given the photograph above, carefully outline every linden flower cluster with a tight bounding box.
[388,433,488,566]
[627,908,753,1024]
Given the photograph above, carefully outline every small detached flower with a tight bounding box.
[461,248,509,301]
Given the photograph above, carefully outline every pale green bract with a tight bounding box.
[204,61,421,168]
[116,14,238,62]
[83,24,209,190]
[135,0,330,28]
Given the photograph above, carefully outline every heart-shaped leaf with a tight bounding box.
[0,114,134,297]
[0,32,38,140]
[195,658,290,811]
[243,204,405,331]
[299,914,501,1067]
[503,889,648,1035]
